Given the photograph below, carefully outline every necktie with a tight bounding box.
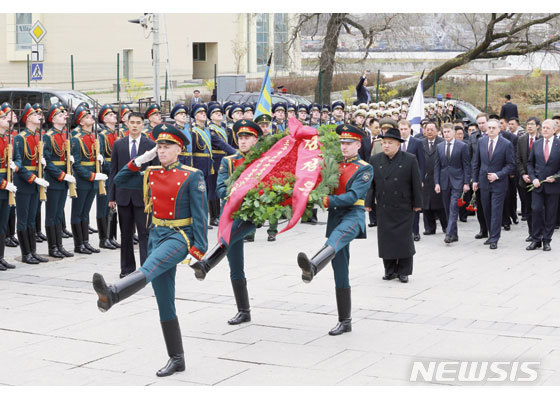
[131,139,137,159]
[446,142,451,160]
[529,136,533,151]
[488,139,494,160]
[402,141,407,152]
[545,139,550,163]
[429,141,433,152]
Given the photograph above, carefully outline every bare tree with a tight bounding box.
[231,39,247,75]
[288,13,395,103]
[404,13,560,95]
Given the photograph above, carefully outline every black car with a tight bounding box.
[224,91,311,106]
[0,87,97,114]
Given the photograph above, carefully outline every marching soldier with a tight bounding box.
[42,103,76,258]
[297,124,373,335]
[12,104,50,264]
[0,108,17,270]
[1,103,19,249]
[271,102,287,134]
[33,103,48,244]
[143,104,162,140]
[208,104,237,227]
[170,103,192,167]
[190,119,262,324]
[96,104,120,249]
[93,123,208,377]
[227,103,244,149]
[70,104,108,254]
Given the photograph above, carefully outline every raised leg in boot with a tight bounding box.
[92,270,146,312]
[297,245,336,283]
[190,241,228,281]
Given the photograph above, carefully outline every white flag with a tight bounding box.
[406,78,425,135]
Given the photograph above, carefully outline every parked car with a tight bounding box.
[224,91,312,106]
[0,87,97,114]
[423,97,482,124]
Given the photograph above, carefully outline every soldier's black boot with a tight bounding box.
[310,208,318,224]
[18,230,39,264]
[55,225,74,257]
[108,214,120,248]
[46,225,64,259]
[8,210,18,246]
[92,270,146,312]
[156,318,186,377]
[190,242,228,281]
[0,234,15,270]
[297,245,336,283]
[62,221,73,238]
[88,224,97,234]
[35,209,47,242]
[209,200,219,227]
[28,228,49,262]
[72,223,91,254]
[82,221,100,253]
[97,218,116,249]
[329,287,352,336]
[228,278,251,325]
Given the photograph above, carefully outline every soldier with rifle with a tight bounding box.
[0,108,18,270]
[43,103,77,258]
[1,103,19,248]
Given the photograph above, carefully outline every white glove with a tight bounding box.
[41,157,47,167]
[97,154,104,165]
[134,146,158,167]
[35,177,50,188]
[63,174,76,184]
[10,161,17,172]
[70,155,75,164]
[94,173,108,181]
[5,182,17,193]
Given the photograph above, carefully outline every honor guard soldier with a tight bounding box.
[96,104,120,250]
[70,104,108,254]
[321,104,332,125]
[287,103,296,120]
[42,103,76,258]
[119,104,132,136]
[1,103,19,249]
[208,103,237,227]
[331,101,345,125]
[12,104,50,264]
[190,119,263,324]
[227,103,244,149]
[243,103,254,120]
[308,103,321,128]
[93,123,208,377]
[0,108,17,270]
[297,104,308,124]
[297,124,373,336]
[170,103,192,167]
[271,102,287,134]
[223,101,235,125]
[32,103,48,244]
[143,104,163,140]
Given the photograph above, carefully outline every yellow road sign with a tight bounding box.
[30,20,46,43]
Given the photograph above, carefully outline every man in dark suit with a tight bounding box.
[190,90,202,108]
[421,122,448,235]
[398,119,425,240]
[469,113,490,239]
[109,112,158,278]
[434,123,471,243]
[500,95,518,120]
[472,119,515,249]
[354,70,371,105]
[517,117,541,241]
[526,119,560,251]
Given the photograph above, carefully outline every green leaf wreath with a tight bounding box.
[224,125,343,226]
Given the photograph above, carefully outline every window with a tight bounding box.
[16,13,33,51]
[256,14,269,72]
[193,43,206,61]
[13,91,41,107]
[123,49,133,80]
[274,14,288,70]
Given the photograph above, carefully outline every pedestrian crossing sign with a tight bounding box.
[31,63,43,81]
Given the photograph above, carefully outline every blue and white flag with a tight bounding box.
[407,77,425,135]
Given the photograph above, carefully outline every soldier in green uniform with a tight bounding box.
[0,108,17,270]
[331,101,345,126]
[70,105,108,254]
[43,103,76,258]
[1,103,19,249]
[189,119,262,325]
[12,104,50,264]
[142,104,162,141]
[227,103,244,149]
[170,103,192,167]
[297,124,373,336]
[93,123,208,377]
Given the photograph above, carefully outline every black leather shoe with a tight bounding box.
[190,242,229,281]
[209,217,219,227]
[475,232,488,239]
[243,235,254,242]
[398,275,409,283]
[329,287,352,335]
[109,239,121,248]
[329,320,352,335]
[18,230,39,264]
[88,225,97,234]
[62,228,73,238]
[156,355,185,377]
[0,258,15,269]
[521,216,527,221]
[267,233,276,242]
[368,222,377,227]
[0,262,6,271]
[444,235,452,243]
[99,239,117,249]
[5,236,17,247]
[382,273,398,280]
[423,230,435,235]
[526,236,535,242]
[93,270,146,312]
[512,217,519,224]
[503,224,511,231]
[543,242,552,251]
[297,245,336,283]
[489,243,498,250]
[459,217,468,222]
[483,239,491,245]
[228,311,251,325]
[413,234,421,241]
[156,318,185,377]
[526,241,542,250]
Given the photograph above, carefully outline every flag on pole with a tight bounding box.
[407,73,425,135]
[254,53,273,124]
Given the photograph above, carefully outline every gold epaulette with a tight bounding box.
[358,160,369,166]
[180,165,197,172]
[146,165,163,171]
[224,154,237,160]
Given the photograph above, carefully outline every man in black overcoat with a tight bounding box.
[366,128,422,283]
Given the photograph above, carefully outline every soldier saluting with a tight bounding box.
[93,123,208,377]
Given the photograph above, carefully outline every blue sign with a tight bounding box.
[31,63,43,81]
